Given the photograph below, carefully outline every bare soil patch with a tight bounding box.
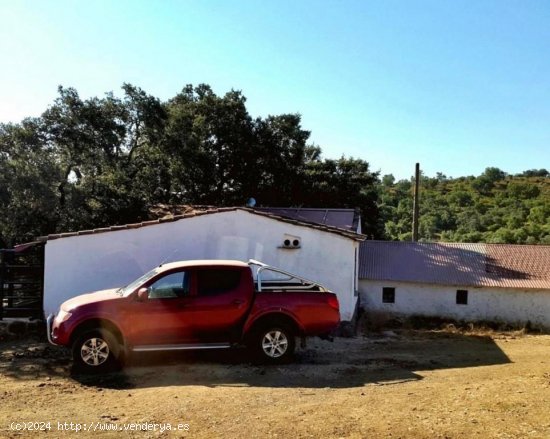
[1,330,549,438]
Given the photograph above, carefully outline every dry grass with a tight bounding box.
[1,330,550,438]
[359,311,539,337]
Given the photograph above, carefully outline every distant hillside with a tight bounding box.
[379,168,550,244]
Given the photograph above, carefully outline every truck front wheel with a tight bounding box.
[250,324,296,364]
[72,329,121,374]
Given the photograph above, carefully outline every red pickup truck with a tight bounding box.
[47,259,340,372]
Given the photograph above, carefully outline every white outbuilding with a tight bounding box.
[359,241,550,330]
[41,207,364,320]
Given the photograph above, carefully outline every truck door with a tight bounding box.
[184,267,253,342]
[129,269,193,346]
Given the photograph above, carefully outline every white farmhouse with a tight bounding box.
[359,241,550,329]
[41,207,364,320]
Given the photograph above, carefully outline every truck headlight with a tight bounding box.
[55,309,72,323]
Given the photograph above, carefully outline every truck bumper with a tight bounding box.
[46,314,59,346]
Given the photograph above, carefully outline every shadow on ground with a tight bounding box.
[0,331,511,390]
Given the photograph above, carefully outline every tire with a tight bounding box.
[250,324,296,364]
[72,329,121,374]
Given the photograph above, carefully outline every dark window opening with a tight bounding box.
[382,287,395,303]
[197,269,242,296]
[456,289,468,305]
[353,247,358,296]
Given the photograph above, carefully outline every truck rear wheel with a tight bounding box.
[72,329,121,374]
[250,324,296,364]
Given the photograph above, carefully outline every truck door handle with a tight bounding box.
[232,299,244,305]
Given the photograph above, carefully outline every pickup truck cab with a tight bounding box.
[47,259,340,372]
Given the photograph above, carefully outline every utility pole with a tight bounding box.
[412,163,420,241]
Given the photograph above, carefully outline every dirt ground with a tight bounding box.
[0,329,549,439]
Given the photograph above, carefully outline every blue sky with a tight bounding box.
[1,0,549,179]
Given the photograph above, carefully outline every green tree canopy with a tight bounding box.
[0,83,381,246]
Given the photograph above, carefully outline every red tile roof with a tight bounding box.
[37,207,365,242]
[359,241,550,289]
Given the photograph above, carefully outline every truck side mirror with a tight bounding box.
[137,287,149,302]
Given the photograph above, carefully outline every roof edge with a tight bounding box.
[34,206,365,243]
[359,275,550,291]
[240,208,365,241]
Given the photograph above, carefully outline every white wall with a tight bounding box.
[359,279,550,329]
[44,210,358,320]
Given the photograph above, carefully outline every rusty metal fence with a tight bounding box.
[0,243,44,319]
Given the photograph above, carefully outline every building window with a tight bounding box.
[456,289,468,305]
[382,287,395,303]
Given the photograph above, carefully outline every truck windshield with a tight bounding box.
[120,268,159,296]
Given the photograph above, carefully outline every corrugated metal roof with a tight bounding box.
[359,241,550,289]
[255,207,360,232]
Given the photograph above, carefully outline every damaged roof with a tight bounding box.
[37,206,365,243]
[359,240,550,290]
[254,207,360,232]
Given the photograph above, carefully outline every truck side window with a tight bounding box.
[148,271,189,299]
[197,269,241,296]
